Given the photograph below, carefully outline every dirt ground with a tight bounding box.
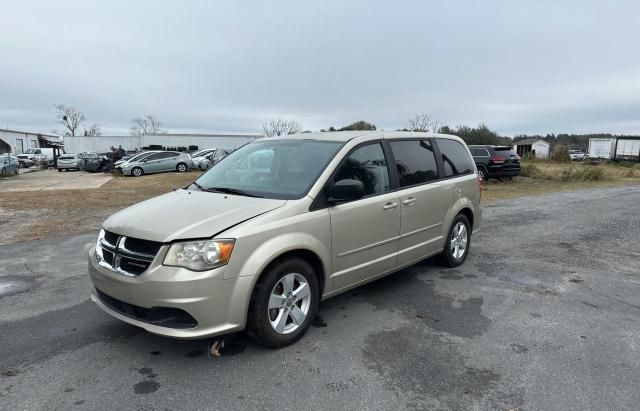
[0,171,201,244]
[1,162,639,245]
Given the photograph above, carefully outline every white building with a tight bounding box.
[63,133,262,154]
[513,139,550,159]
[0,128,63,154]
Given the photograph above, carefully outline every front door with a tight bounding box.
[389,139,450,265]
[328,142,401,290]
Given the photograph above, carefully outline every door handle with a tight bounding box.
[383,202,399,210]
[402,197,417,206]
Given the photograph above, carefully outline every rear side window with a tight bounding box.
[389,140,439,187]
[334,143,390,196]
[471,147,489,156]
[437,139,474,177]
[492,147,517,157]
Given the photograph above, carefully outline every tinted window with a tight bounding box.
[470,147,489,156]
[145,153,165,161]
[390,140,439,187]
[437,139,474,177]
[492,147,517,157]
[334,143,390,196]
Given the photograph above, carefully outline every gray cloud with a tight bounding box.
[1,0,639,136]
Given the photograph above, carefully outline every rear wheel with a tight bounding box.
[247,257,320,348]
[176,163,188,172]
[131,167,144,177]
[440,214,471,267]
[477,167,487,181]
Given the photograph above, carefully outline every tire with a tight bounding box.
[477,167,487,181]
[176,163,188,172]
[131,167,144,177]
[58,168,63,172]
[247,257,320,348]
[440,214,471,267]
[1,167,5,176]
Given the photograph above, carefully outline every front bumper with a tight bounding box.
[88,246,254,339]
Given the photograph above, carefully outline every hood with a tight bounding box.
[103,189,287,242]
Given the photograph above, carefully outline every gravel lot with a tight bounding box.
[1,186,639,410]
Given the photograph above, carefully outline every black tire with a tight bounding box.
[176,163,188,172]
[247,257,320,348]
[477,167,488,181]
[440,214,471,268]
[131,167,144,177]
[58,168,63,172]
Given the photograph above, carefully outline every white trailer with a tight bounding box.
[588,138,615,159]
[614,138,640,161]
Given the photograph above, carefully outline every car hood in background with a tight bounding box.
[103,189,287,242]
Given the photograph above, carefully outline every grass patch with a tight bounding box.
[483,161,640,202]
[0,171,202,243]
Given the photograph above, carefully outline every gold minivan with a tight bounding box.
[88,131,482,347]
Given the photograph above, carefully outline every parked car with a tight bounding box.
[88,131,482,347]
[17,157,34,168]
[113,151,158,173]
[193,149,232,170]
[468,145,521,180]
[16,148,55,162]
[0,154,20,175]
[120,151,193,177]
[78,152,102,171]
[190,148,217,160]
[57,153,82,171]
[569,149,586,161]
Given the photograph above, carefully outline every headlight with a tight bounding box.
[163,239,235,271]
[95,229,105,262]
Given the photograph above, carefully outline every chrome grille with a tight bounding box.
[98,231,162,276]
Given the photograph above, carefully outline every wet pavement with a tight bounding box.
[1,185,639,410]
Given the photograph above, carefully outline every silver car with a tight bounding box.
[121,151,193,177]
[1,154,19,175]
[88,132,482,347]
[57,153,81,171]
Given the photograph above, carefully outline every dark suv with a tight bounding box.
[468,145,520,181]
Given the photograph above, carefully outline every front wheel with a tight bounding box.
[440,214,471,267]
[247,257,320,348]
[131,167,144,177]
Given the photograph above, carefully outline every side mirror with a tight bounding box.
[329,179,365,203]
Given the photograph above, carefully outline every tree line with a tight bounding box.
[52,105,638,148]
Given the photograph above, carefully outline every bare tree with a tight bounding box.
[262,119,302,137]
[130,115,164,136]
[54,104,85,136]
[407,113,442,133]
[84,123,101,136]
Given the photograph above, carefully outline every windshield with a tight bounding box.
[193,139,343,199]
[191,149,214,158]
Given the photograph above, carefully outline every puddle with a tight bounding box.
[0,276,39,298]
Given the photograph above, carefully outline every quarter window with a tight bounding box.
[389,140,439,187]
[334,143,390,196]
[437,139,475,177]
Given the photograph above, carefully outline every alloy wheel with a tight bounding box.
[450,222,468,260]
[268,273,311,334]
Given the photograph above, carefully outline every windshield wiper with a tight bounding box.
[204,186,264,198]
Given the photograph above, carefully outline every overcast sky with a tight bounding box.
[1,0,639,136]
